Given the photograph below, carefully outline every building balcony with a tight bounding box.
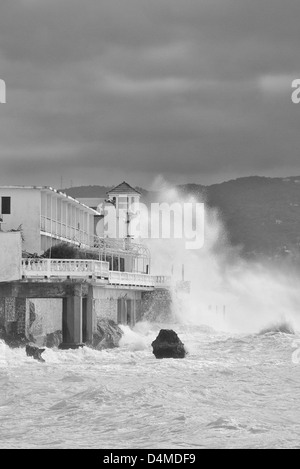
[108,271,170,288]
[21,259,171,289]
[40,216,91,248]
[21,258,110,280]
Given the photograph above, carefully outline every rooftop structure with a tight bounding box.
[107,181,141,196]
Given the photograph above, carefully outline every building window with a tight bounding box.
[1,197,11,214]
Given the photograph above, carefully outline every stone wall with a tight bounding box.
[137,289,174,323]
[93,287,142,326]
[95,298,118,322]
[28,298,62,346]
[0,296,62,346]
[0,297,28,340]
[0,281,174,346]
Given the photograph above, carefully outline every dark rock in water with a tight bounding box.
[151,329,186,359]
[259,321,295,335]
[45,330,63,348]
[26,344,46,362]
[0,326,30,348]
[92,318,123,350]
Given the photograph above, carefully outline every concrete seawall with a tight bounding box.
[0,280,172,348]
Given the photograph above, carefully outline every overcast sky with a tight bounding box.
[0,0,300,189]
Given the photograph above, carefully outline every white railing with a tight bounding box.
[22,259,171,288]
[109,271,155,287]
[154,275,172,288]
[108,272,171,288]
[22,259,109,279]
[40,216,91,248]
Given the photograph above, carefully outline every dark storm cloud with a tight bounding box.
[0,0,300,187]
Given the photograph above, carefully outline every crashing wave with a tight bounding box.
[259,321,295,335]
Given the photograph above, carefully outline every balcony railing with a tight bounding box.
[109,271,155,287]
[40,216,91,247]
[22,259,171,288]
[109,271,171,288]
[154,275,172,288]
[22,259,109,279]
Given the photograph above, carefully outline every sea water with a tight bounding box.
[1,322,300,449]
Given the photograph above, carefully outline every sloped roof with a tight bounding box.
[0,186,101,215]
[107,181,141,196]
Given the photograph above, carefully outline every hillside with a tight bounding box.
[64,176,300,258]
[180,176,300,257]
[64,185,112,198]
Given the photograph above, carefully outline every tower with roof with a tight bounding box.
[106,181,141,240]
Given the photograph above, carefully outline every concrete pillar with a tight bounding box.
[82,286,94,344]
[61,295,83,348]
[117,298,127,324]
[132,299,136,327]
[16,298,28,336]
[127,299,132,326]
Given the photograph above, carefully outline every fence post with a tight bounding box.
[46,259,51,278]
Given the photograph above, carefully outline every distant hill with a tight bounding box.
[64,176,300,258]
[63,185,112,198]
[181,176,300,257]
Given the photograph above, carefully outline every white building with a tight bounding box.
[0,186,99,254]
